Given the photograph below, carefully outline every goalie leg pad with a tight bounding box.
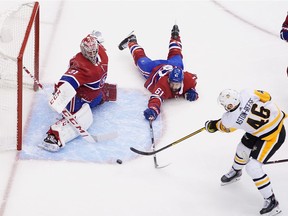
[50,103,93,146]
[102,83,117,101]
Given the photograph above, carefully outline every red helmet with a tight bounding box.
[80,34,99,64]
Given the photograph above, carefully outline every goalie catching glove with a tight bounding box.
[91,30,104,44]
[205,119,220,133]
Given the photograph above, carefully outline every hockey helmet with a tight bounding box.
[80,34,99,64]
[218,89,240,112]
[169,67,184,83]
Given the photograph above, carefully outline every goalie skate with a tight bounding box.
[38,134,63,152]
[221,168,242,186]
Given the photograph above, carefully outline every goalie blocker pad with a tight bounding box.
[102,83,117,102]
[49,82,76,113]
[50,103,93,147]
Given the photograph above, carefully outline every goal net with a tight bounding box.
[0,2,39,150]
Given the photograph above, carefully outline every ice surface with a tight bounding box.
[0,1,288,216]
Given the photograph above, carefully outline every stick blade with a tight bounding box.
[155,163,171,169]
[92,131,118,142]
[130,147,154,156]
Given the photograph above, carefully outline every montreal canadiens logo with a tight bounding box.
[99,73,107,88]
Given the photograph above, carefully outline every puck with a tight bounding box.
[116,159,122,164]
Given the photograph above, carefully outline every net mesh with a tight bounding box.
[0,2,38,150]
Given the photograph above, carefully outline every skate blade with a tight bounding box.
[155,163,171,169]
[37,143,60,152]
[263,206,282,216]
[221,176,241,186]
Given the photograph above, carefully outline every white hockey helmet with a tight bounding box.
[217,89,240,111]
[80,34,99,64]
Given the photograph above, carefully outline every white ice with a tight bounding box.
[1,1,288,216]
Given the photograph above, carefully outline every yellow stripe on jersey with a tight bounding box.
[252,106,282,137]
[258,131,278,163]
[216,121,237,133]
[254,90,271,102]
[262,118,285,141]
[257,118,285,162]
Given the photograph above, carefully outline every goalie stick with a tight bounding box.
[23,66,117,143]
[131,127,205,155]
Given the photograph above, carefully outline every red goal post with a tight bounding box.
[0,2,39,150]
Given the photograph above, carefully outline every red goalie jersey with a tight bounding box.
[58,43,108,103]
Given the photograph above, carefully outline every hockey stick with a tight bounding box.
[265,159,288,165]
[130,127,206,155]
[149,120,170,168]
[23,66,117,143]
[149,120,158,167]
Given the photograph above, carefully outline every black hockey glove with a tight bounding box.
[205,120,220,133]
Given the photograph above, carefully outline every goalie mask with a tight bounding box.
[218,89,240,112]
[80,34,99,64]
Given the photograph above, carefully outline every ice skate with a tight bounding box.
[221,168,242,186]
[171,24,180,39]
[38,134,63,152]
[118,31,137,50]
[260,194,282,216]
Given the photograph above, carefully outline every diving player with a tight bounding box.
[118,25,199,121]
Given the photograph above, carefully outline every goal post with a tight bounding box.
[0,2,40,151]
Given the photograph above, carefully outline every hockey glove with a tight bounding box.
[91,30,104,44]
[205,120,219,133]
[144,108,158,121]
[281,13,288,41]
[280,29,288,41]
[185,88,199,101]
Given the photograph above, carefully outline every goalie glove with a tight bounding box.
[205,120,220,133]
[91,30,104,44]
[101,83,117,102]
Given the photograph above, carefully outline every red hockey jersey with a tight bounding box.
[144,65,197,113]
[58,44,108,102]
